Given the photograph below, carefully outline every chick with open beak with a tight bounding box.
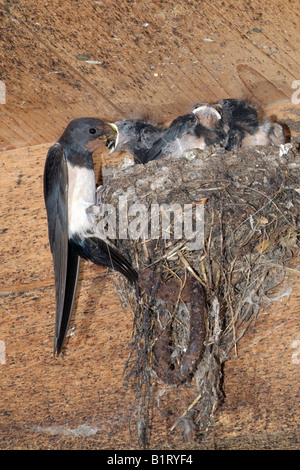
[106,120,165,164]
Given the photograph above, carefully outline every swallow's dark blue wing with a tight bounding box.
[43,143,81,355]
[133,122,165,164]
[216,99,260,149]
[70,235,137,285]
[142,114,197,163]
[55,241,81,354]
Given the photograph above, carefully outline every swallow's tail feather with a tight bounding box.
[54,243,81,355]
[71,236,138,284]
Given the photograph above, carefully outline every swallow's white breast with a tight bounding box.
[67,162,95,238]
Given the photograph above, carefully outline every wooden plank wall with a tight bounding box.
[0,0,299,449]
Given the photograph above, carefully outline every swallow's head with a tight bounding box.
[106,120,140,154]
[59,118,115,154]
[192,103,222,129]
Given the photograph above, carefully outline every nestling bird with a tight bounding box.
[214,98,285,149]
[107,119,165,164]
[44,118,138,355]
[142,103,227,162]
[142,99,285,162]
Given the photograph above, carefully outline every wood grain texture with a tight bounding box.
[1,0,300,149]
[0,0,299,449]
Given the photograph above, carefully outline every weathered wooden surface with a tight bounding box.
[0,0,299,450]
[1,0,300,150]
[0,144,299,449]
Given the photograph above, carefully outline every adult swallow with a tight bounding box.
[44,118,138,355]
[142,103,226,162]
[107,119,165,164]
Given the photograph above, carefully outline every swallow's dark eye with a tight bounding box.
[89,128,97,134]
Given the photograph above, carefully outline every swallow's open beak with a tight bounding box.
[193,104,222,121]
[86,123,117,152]
[192,104,222,129]
[106,123,118,154]
[96,122,116,141]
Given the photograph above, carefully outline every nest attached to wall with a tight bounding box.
[96,142,300,448]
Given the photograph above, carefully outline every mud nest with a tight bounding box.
[96,142,300,448]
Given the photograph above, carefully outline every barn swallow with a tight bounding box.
[142,104,226,162]
[143,99,285,161]
[214,99,285,149]
[107,119,165,164]
[44,118,138,355]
